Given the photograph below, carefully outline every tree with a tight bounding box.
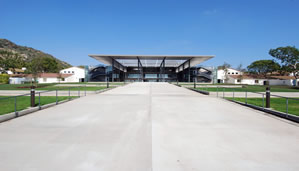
[0,49,24,73]
[217,62,231,70]
[269,46,299,79]
[247,60,280,77]
[217,62,231,83]
[236,63,246,83]
[26,57,60,86]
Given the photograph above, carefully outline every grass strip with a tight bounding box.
[0,96,75,115]
[225,97,299,116]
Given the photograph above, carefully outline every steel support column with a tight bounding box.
[163,58,166,82]
[188,59,191,82]
[118,63,121,82]
[159,57,166,82]
[183,63,185,82]
[111,58,114,82]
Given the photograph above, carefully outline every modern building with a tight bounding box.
[88,55,214,82]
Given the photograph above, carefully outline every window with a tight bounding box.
[232,72,235,75]
[145,74,158,78]
[68,71,70,73]
[255,80,259,83]
[62,78,65,81]
[236,72,239,74]
[228,72,230,74]
[72,71,74,73]
[237,79,241,83]
[128,74,141,78]
[64,71,66,73]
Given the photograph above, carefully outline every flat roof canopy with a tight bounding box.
[89,54,214,72]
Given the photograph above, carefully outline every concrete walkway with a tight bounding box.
[0,83,298,171]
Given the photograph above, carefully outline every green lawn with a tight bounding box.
[0,83,109,91]
[58,82,126,85]
[195,85,299,92]
[36,86,107,91]
[0,96,75,115]
[225,97,299,116]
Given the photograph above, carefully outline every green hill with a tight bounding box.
[0,38,72,68]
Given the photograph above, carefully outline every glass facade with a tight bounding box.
[145,74,158,78]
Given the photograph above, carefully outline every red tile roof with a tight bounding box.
[26,73,73,78]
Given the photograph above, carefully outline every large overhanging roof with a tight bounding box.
[89,55,214,71]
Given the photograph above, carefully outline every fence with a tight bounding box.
[192,85,299,122]
[0,82,125,118]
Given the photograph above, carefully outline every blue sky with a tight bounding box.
[1,0,299,68]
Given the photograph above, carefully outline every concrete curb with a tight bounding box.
[0,87,117,123]
[187,88,210,95]
[0,98,77,123]
[173,84,182,87]
[226,99,299,123]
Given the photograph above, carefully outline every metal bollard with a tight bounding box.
[107,78,109,88]
[266,87,270,108]
[31,86,35,107]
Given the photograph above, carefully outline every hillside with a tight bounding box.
[0,39,72,68]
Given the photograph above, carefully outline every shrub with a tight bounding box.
[0,74,9,84]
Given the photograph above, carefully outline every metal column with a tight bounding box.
[163,59,165,82]
[188,59,191,82]
[118,63,121,82]
[182,64,185,82]
[111,58,114,82]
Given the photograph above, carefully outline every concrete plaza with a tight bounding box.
[0,83,298,171]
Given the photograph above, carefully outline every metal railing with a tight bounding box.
[193,85,299,118]
[0,82,125,117]
[0,86,85,117]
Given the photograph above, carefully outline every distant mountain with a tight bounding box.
[0,38,72,68]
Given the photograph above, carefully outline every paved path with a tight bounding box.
[0,83,298,171]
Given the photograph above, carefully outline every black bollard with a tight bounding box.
[266,87,270,108]
[31,86,35,107]
[107,77,109,88]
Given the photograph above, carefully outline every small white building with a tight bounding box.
[60,67,85,82]
[9,74,29,84]
[217,68,242,83]
[27,73,74,84]
[227,75,298,86]
[227,75,266,85]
